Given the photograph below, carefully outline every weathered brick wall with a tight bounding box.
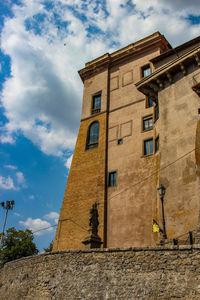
[1,246,200,299]
[53,112,107,251]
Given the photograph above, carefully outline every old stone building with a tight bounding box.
[53,32,200,251]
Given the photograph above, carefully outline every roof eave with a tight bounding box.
[136,46,200,97]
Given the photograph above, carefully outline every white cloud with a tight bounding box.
[19,217,53,236]
[64,154,73,169]
[0,0,200,159]
[0,175,17,190]
[159,0,200,12]
[14,212,21,217]
[0,134,15,144]
[16,171,26,187]
[44,211,59,224]
[0,169,26,190]
[4,164,17,170]
[0,1,82,156]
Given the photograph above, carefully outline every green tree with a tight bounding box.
[43,240,53,252]
[0,227,39,267]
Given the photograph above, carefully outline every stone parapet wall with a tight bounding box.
[1,246,200,299]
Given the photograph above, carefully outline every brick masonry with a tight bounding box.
[53,112,107,251]
[1,246,200,299]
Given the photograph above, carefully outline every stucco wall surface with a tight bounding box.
[1,246,200,300]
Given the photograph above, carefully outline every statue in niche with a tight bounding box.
[89,203,99,236]
[82,202,102,249]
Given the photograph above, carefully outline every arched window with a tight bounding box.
[86,121,99,149]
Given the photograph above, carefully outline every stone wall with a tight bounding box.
[1,246,200,299]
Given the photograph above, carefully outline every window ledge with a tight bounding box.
[86,143,98,150]
[142,128,153,133]
[91,108,101,115]
[154,118,159,124]
[141,153,154,158]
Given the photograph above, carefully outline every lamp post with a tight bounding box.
[157,185,167,240]
[0,200,15,247]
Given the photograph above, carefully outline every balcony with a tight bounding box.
[91,108,101,115]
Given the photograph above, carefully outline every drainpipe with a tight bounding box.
[104,57,111,248]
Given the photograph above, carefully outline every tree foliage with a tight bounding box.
[43,240,53,252]
[0,227,39,267]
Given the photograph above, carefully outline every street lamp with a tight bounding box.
[157,185,167,240]
[0,200,15,247]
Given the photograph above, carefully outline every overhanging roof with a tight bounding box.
[151,36,200,64]
[136,46,200,97]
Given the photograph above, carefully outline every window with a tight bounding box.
[117,139,123,145]
[92,94,101,114]
[86,121,99,150]
[154,101,159,121]
[146,97,154,108]
[108,171,117,187]
[143,115,153,131]
[144,138,153,156]
[155,136,159,153]
[142,64,151,78]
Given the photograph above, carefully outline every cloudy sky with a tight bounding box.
[0,0,200,252]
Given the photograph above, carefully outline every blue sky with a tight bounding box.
[0,0,200,252]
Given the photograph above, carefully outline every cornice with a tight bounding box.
[135,46,200,98]
[78,33,171,82]
[151,36,200,64]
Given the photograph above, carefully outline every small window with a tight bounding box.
[143,115,153,131]
[92,94,101,114]
[86,121,99,150]
[146,97,154,108]
[154,102,159,121]
[117,139,123,145]
[144,138,153,156]
[108,171,117,187]
[155,136,159,153]
[142,64,151,78]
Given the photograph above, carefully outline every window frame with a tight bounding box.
[155,135,159,153]
[154,101,159,122]
[91,93,101,115]
[141,64,151,78]
[108,171,117,187]
[117,138,123,145]
[143,138,153,156]
[86,121,100,150]
[145,96,154,108]
[142,114,153,132]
